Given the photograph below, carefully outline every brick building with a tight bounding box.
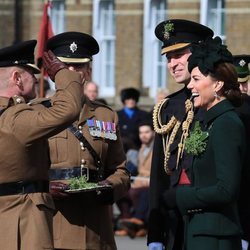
[0,0,249,109]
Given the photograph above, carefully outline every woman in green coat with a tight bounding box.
[162,37,246,250]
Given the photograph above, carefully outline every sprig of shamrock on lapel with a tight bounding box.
[184,121,209,156]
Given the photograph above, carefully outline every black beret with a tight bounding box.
[0,40,40,73]
[233,55,250,83]
[46,31,99,64]
[120,88,140,103]
[155,19,214,55]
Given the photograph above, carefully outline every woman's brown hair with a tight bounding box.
[210,62,242,107]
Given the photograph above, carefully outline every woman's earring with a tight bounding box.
[214,92,220,100]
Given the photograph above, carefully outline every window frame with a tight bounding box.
[92,0,116,97]
[200,0,225,41]
[143,0,167,99]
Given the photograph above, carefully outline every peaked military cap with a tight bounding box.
[0,40,40,74]
[155,19,214,55]
[120,87,140,103]
[233,55,250,83]
[46,31,99,64]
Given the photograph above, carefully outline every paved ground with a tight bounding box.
[115,235,147,250]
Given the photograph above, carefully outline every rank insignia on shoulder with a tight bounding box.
[87,119,117,140]
[12,95,25,105]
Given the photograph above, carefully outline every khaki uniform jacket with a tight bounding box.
[0,69,82,250]
[132,143,153,188]
[49,98,130,250]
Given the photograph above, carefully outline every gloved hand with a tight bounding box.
[43,50,67,81]
[49,181,69,199]
[148,242,164,250]
[96,179,113,205]
[98,179,112,187]
[161,188,177,209]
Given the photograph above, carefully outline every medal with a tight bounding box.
[106,122,112,139]
[87,119,96,136]
[111,122,117,140]
[95,120,102,137]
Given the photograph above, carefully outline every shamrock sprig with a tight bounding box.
[184,121,209,156]
[68,175,98,190]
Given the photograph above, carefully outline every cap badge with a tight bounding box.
[69,42,78,53]
[163,22,174,40]
[239,59,246,67]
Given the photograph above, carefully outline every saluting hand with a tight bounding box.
[43,50,67,81]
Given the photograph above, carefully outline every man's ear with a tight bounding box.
[12,70,23,90]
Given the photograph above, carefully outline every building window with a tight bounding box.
[93,0,115,97]
[143,0,167,99]
[50,0,65,35]
[200,0,225,41]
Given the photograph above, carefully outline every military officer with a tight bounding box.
[0,40,83,249]
[233,55,250,250]
[233,55,250,94]
[147,19,214,250]
[46,32,130,250]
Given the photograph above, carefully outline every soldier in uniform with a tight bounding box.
[46,32,130,250]
[147,19,214,250]
[233,55,250,250]
[0,40,83,249]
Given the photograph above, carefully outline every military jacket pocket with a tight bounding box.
[49,130,68,164]
[190,212,241,237]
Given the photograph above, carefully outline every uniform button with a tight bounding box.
[81,147,85,151]
[81,159,86,164]
[78,125,82,130]
[80,142,84,146]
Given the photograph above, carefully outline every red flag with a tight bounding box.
[37,1,54,68]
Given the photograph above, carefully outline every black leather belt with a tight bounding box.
[49,167,99,182]
[0,180,49,196]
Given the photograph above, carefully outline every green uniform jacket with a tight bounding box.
[176,100,246,250]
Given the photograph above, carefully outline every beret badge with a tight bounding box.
[69,41,78,53]
[239,59,246,67]
[163,22,174,40]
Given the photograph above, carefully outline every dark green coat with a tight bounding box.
[176,100,246,250]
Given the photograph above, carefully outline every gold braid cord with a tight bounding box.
[153,98,177,135]
[152,98,194,175]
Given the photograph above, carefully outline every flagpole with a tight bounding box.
[39,67,45,98]
[37,0,54,97]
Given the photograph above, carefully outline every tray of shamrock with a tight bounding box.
[64,176,112,193]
